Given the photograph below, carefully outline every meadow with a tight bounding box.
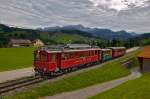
[3,49,141,99]
[0,47,35,72]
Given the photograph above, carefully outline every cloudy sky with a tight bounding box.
[0,0,150,33]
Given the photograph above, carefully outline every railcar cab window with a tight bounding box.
[62,53,66,60]
[35,51,40,60]
[40,52,47,61]
[95,50,97,55]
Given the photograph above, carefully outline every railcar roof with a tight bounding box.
[42,48,101,53]
[66,44,92,49]
[38,44,101,53]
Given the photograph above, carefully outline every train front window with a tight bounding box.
[40,52,47,61]
[35,51,40,60]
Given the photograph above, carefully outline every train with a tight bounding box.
[34,44,126,76]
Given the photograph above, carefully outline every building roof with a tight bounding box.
[10,39,32,44]
[138,46,150,59]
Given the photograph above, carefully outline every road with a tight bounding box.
[0,67,34,83]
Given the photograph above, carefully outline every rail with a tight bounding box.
[0,75,44,94]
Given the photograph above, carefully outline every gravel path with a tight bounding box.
[0,67,34,83]
[44,68,141,99]
[126,47,140,53]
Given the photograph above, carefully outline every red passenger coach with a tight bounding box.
[108,47,126,58]
[34,44,101,75]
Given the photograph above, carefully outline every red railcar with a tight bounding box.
[34,45,126,75]
[108,47,126,58]
[34,44,101,75]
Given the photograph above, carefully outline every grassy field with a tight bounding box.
[0,47,35,72]
[90,73,150,99]
[50,33,86,43]
[3,50,141,99]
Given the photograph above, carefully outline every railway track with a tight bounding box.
[0,75,44,94]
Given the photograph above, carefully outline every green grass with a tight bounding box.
[50,33,101,44]
[90,73,150,99]
[3,50,141,99]
[50,33,86,43]
[0,47,35,72]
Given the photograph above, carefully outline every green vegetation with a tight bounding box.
[3,50,140,99]
[142,38,150,45]
[0,47,35,71]
[90,73,150,99]
[50,33,86,43]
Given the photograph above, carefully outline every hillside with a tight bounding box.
[130,33,150,45]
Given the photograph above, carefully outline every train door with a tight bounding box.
[51,53,61,72]
[56,53,61,70]
[98,50,102,61]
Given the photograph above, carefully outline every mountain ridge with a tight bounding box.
[41,24,137,40]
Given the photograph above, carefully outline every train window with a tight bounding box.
[91,51,94,55]
[88,51,90,56]
[70,53,74,59]
[66,53,70,59]
[62,53,68,60]
[80,52,85,57]
[95,51,97,54]
[35,51,40,60]
[51,53,56,61]
[61,53,65,60]
[85,51,88,56]
[40,52,47,61]
[89,51,92,56]
[76,52,80,58]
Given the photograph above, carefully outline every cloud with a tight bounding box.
[89,0,149,11]
[0,0,150,33]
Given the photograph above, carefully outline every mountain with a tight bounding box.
[139,33,150,39]
[132,33,150,40]
[42,25,135,40]
[129,33,150,46]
